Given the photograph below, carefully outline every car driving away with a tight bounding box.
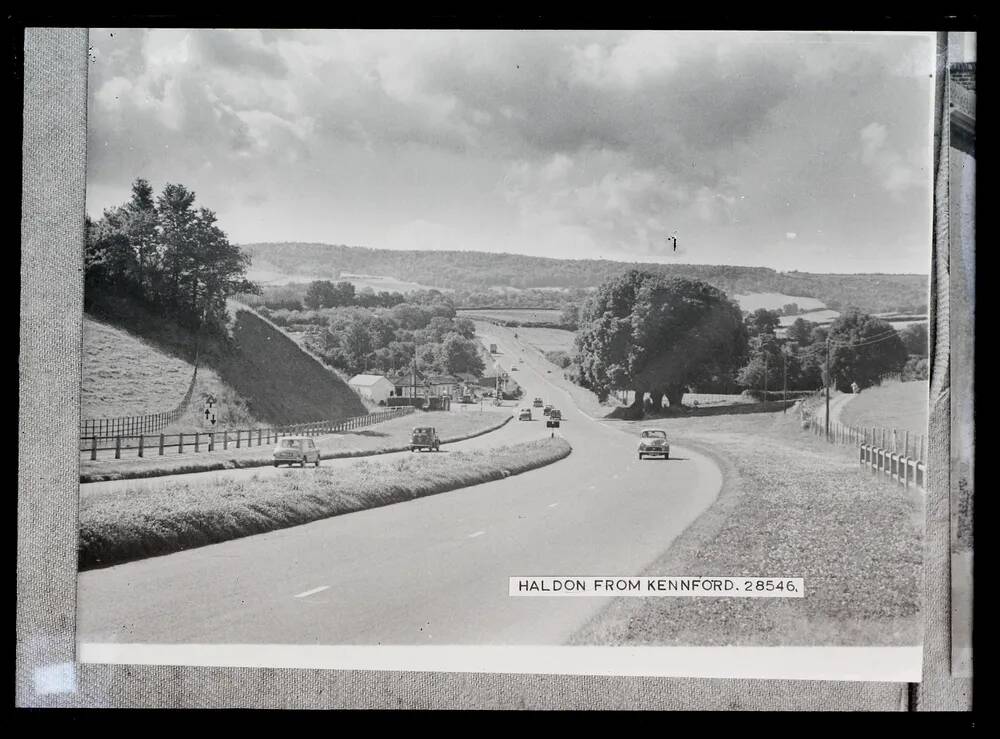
[273,436,321,467]
[410,426,441,452]
[533,397,544,408]
[543,404,553,416]
[637,429,670,460]
[546,409,561,428]
[518,408,532,421]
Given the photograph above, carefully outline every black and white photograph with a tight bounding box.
[73,29,935,680]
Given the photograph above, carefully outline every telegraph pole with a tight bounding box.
[763,348,768,403]
[825,338,831,441]
[782,347,787,414]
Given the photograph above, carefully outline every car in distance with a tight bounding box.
[273,436,321,467]
[533,397,544,408]
[546,409,562,428]
[518,408,532,421]
[410,426,441,452]
[637,429,670,459]
[543,404,553,416]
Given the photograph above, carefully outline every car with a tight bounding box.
[511,366,518,371]
[543,404,553,416]
[533,398,544,408]
[637,429,670,460]
[518,408,532,421]
[273,436,321,467]
[410,426,441,452]
[546,409,562,428]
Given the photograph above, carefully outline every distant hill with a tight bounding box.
[240,242,929,315]
[84,290,366,427]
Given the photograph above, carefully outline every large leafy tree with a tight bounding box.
[827,309,908,391]
[575,270,748,414]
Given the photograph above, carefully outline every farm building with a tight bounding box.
[347,374,395,405]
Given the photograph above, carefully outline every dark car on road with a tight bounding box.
[410,426,441,452]
[546,409,562,428]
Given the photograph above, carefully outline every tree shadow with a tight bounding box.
[343,430,390,438]
[604,399,797,420]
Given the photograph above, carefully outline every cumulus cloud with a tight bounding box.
[860,122,925,198]
[85,29,934,272]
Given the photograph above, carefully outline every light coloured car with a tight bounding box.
[533,398,544,408]
[637,429,670,460]
[518,408,532,421]
[273,436,321,467]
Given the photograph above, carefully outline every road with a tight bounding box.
[77,323,723,646]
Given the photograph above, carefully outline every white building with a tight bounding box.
[348,374,395,405]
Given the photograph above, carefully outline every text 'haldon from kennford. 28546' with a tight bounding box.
[509,577,804,597]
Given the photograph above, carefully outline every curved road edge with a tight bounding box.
[567,435,737,645]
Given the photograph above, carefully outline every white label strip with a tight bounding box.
[509,576,805,597]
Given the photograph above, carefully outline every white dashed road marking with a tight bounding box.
[468,531,485,538]
[548,503,558,508]
[294,586,330,599]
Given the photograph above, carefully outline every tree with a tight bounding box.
[781,302,800,317]
[342,319,374,373]
[304,280,338,309]
[736,336,785,393]
[560,304,580,329]
[786,317,817,346]
[576,270,748,415]
[900,323,929,357]
[826,309,908,392]
[436,332,486,377]
[745,308,781,337]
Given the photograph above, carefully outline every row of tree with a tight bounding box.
[85,179,258,329]
[572,270,919,417]
[264,297,487,379]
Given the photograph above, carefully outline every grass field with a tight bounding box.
[839,381,929,438]
[778,308,841,327]
[571,409,923,646]
[733,293,827,312]
[516,326,577,353]
[79,409,512,482]
[457,309,565,324]
[79,436,572,569]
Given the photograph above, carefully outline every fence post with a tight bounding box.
[224,430,228,450]
[209,432,215,452]
[138,434,144,458]
[236,430,241,448]
[195,433,200,453]
[159,434,165,455]
[115,436,121,460]
[258,428,262,446]
[90,436,97,461]
[892,428,897,453]
[179,433,184,454]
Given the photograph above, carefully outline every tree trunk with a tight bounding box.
[628,389,645,419]
[664,385,684,408]
[649,390,664,414]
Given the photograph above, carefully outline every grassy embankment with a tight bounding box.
[84,291,366,429]
[571,407,923,646]
[79,410,512,482]
[79,436,572,569]
[82,316,258,431]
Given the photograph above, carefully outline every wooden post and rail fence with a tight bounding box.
[81,406,416,461]
[798,395,927,491]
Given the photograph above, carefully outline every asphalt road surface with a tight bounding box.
[77,324,723,646]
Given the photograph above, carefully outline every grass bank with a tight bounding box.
[838,380,929,439]
[571,410,923,646]
[79,436,572,570]
[79,410,512,482]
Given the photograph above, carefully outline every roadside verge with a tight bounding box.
[80,414,512,484]
[79,436,571,570]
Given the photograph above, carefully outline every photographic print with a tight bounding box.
[75,29,934,680]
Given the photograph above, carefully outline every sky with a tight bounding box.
[86,29,935,274]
